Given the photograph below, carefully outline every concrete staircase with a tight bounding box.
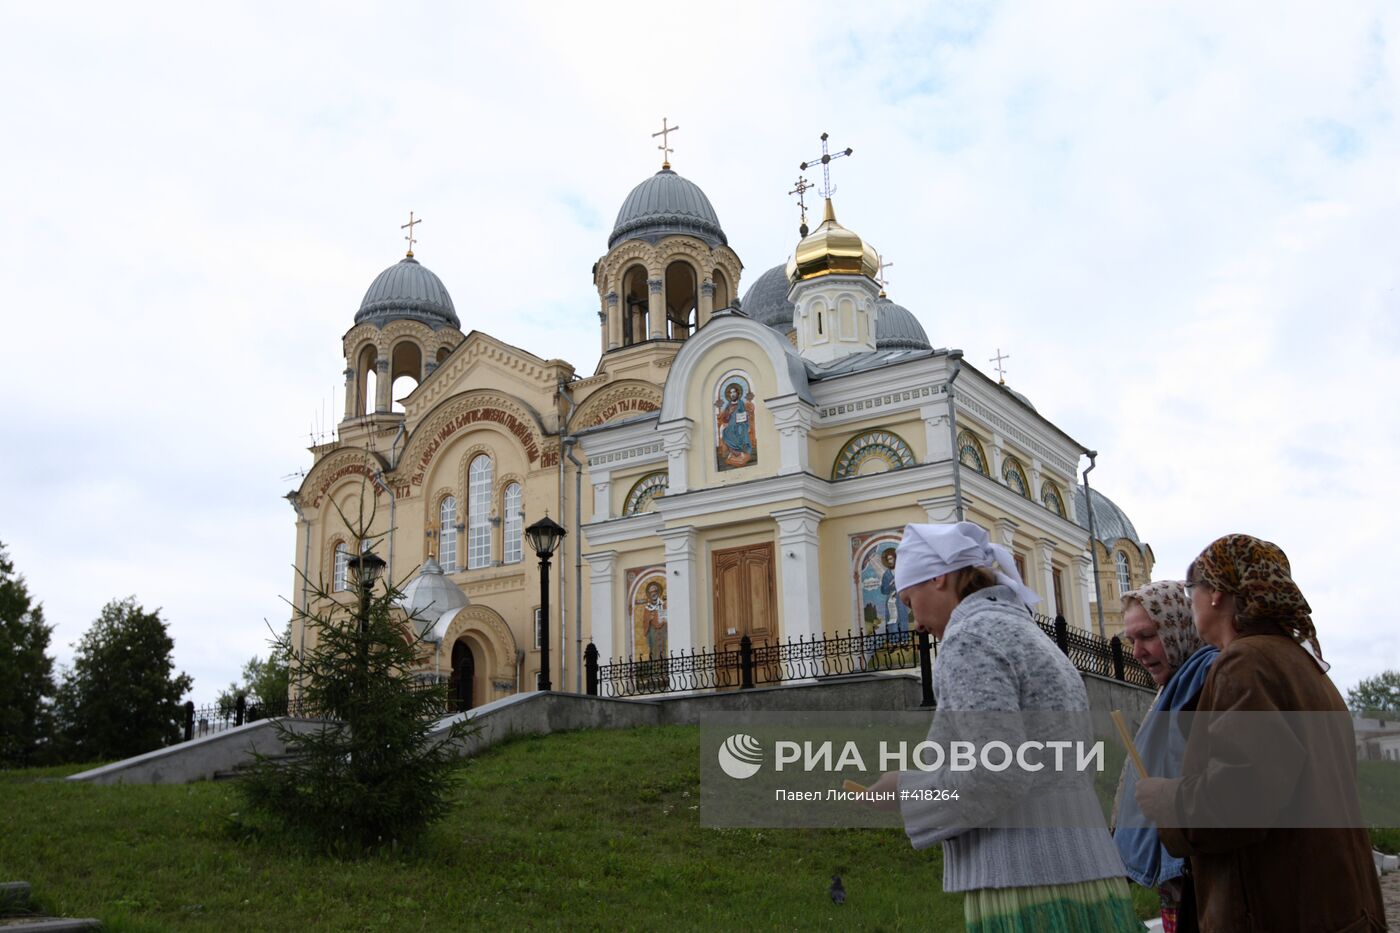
[0,882,100,931]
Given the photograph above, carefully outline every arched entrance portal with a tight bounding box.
[449,638,476,712]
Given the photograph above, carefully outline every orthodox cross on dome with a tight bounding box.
[653,117,680,169]
[990,348,1011,385]
[876,259,894,296]
[799,132,853,200]
[788,175,814,236]
[401,211,422,258]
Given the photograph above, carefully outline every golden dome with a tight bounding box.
[786,199,880,284]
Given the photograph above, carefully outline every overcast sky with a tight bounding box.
[2,1,1396,700]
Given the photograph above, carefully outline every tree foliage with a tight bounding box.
[1348,669,1400,716]
[217,624,293,718]
[0,542,56,767]
[55,597,193,761]
[240,506,473,855]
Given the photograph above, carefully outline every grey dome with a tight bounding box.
[355,257,460,330]
[1073,486,1143,549]
[740,263,932,351]
[999,383,1037,412]
[394,558,469,638]
[741,264,796,331]
[874,297,932,351]
[609,169,727,249]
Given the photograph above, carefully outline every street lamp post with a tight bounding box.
[525,515,566,692]
[347,549,387,632]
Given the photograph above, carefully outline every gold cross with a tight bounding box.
[800,132,853,200]
[653,117,680,169]
[788,175,814,235]
[401,211,422,258]
[990,348,1011,384]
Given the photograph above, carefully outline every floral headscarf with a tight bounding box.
[1122,580,1201,671]
[1189,533,1320,662]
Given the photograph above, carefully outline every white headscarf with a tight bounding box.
[894,521,1040,607]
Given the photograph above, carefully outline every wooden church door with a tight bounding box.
[711,543,777,660]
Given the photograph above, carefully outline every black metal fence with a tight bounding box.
[179,694,318,742]
[181,616,1152,740]
[584,612,1154,701]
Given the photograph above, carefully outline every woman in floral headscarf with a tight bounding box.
[1134,535,1385,932]
[1111,581,1218,933]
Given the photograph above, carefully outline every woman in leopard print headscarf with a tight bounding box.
[1133,534,1385,932]
[1187,532,1323,666]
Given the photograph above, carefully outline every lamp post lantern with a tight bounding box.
[525,515,566,692]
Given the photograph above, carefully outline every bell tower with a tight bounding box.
[592,120,742,369]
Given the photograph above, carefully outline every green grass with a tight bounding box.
[1,725,1158,931]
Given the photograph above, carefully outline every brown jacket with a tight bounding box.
[1158,626,1386,932]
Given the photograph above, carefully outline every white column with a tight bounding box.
[917,494,960,523]
[343,367,357,420]
[583,550,618,661]
[659,526,697,655]
[767,399,815,475]
[591,471,611,523]
[374,357,391,413]
[993,516,1018,550]
[921,405,950,462]
[772,506,824,642]
[1029,458,1044,503]
[648,277,666,339]
[660,421,692,494]
[1075,553,1094,632]
[989,432,1005,481]
[1037,538,1058,615]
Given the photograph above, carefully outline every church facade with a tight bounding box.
[287,152,1154,707]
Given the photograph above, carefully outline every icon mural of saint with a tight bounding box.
[715,375,757,470]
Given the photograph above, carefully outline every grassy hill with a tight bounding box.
[1,725,1156,931]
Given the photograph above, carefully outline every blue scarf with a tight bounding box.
[1113,644,1219,888]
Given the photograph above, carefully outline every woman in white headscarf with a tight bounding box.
[863,521,1137,932]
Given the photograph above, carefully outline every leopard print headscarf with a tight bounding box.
[1189,533,1321,662]
[1122,580,1201,671]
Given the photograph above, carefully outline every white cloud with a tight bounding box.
[2,0,1397,696]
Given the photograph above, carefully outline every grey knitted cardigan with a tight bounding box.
[898,585,1127,893]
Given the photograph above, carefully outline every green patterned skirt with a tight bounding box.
[965,877,1142,933]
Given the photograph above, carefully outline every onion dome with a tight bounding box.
[354,257,459,330]
[785,199,880,283]
[609,168,727,249]
[744,263,931,351]
[394,558,469,638]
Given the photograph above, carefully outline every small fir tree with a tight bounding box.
[240,494,474,854]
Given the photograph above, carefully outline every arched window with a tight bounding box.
[956,429,988,475]
[1041,481,1067,518]
[390,341,422,414]
[333,542,349,592]
[622,471,668,516]
[502,482,523,564]
[438,496,458,572]
[665,260,697,339]
[622,266,649,346]
[1115,550,1132,595]
[356,344,378,416]
[467,455,493,569]
[712,269,731,311]
[1001,455,1030,498]
[832,429,917,479]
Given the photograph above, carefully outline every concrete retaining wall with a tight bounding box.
[70,671,1154,785]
